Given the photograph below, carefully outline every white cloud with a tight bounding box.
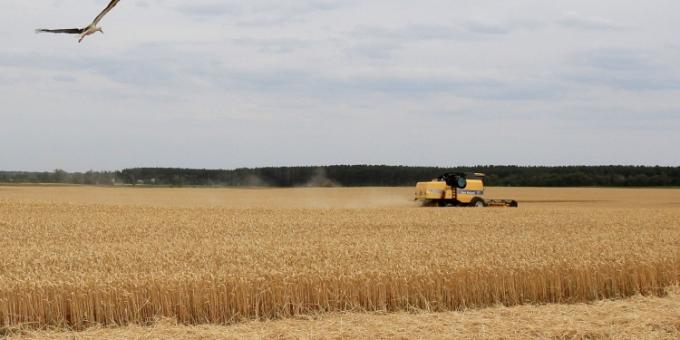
[558,12,624,31]
[0,0,679,170]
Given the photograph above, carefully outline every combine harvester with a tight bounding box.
[415,172,518,207]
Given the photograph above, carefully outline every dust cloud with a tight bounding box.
[240,174,270,187]
[303,168,340,188]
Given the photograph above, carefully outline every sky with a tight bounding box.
[1,0,679,171]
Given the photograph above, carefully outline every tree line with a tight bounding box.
[0,170,118,185]
[1,165,679,187]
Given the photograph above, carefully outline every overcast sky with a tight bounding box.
[1,0,679,171]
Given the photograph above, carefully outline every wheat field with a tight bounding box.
[11,286,680,339]
[1,186,680,336]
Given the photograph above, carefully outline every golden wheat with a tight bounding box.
[0,186,679,330]
[9,286,680,339]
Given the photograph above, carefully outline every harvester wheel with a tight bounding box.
[470,198,486,207]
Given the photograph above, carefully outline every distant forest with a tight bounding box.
[1,165,679,187]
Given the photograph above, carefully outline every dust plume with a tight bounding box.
[303,168,340,187]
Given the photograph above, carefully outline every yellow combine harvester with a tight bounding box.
[415,172,518,207]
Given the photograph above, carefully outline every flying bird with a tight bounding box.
[35,0,121,43]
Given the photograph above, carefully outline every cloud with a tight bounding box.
[174,0,352,25]
[350,23,509,43]
[577,49,657,71]
[347,41,402,60]
[346,23,501,59]
[0,75,19,86]
[230,38,315,54]
[176,3,241,18]
[558,12,623,31]
[345,19,542,59]
[565,49,680,90]
[464,21,511,35]
[0,50,176,88]
[52,75,77,83]
[2,0,680,170]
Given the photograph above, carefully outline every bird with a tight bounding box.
[35,0,121,43]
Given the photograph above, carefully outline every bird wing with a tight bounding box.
[35,28,85,34]
[91,0,121,25]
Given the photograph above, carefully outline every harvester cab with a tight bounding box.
[415,172,518,207]
[439,172,468,189]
